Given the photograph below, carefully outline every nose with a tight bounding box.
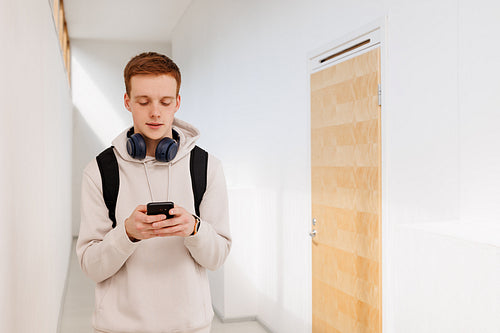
[150,102,160,118]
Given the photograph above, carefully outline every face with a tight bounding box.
[124,74,181,145]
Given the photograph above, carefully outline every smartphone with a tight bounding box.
[147,201,174,219]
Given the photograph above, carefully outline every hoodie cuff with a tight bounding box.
[184,218,208,247]
[110,221,140,255]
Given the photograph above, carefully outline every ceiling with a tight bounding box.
[64,0,192,42]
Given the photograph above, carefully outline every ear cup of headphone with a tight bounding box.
[155,137,179,162]
[126,133,147,160]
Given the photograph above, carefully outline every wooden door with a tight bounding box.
[311,48,381,333]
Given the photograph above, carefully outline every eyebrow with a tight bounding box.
[135,95,175,98]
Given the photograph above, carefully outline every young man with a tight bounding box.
[77,52,231,333]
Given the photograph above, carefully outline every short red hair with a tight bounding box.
[124,52,181,96]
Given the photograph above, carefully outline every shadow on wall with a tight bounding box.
[72,105,107,235]
[222,186,311,332]
[219,250,309,333]
[72,56,130,145]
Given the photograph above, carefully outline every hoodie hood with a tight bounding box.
[112,117,200,164]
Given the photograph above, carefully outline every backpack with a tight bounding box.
[96,145,208,228]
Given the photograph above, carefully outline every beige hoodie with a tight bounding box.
[76,118,231,333]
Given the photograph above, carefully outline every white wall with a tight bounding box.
[0,1,73,332]
[172,0,500,332]
[391,1,500,332]
[71,39,171,235]
[459,0,500,222]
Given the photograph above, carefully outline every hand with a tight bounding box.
[150,204,196,238]
[124,205,167,241]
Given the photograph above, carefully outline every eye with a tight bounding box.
[161,98,174,106]
[138,101,149,106]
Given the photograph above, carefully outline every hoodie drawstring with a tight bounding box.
[143,162,155,202]
[167,164,171,201]
[143,161,172,202]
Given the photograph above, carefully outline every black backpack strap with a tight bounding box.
[96,146,119,228]
[190,145,208,217]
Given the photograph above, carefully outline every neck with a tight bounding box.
[145,129,173,157]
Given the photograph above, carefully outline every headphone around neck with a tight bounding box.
[126,127,179,162]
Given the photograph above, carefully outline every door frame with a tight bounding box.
[307,17,392,332]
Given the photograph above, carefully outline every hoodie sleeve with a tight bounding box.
[76,160,139,283]
[184,155,232,270]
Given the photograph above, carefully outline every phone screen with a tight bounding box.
[147,201,174,219]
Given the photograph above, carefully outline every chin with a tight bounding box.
[145,133,164,141]
[145,130,169,140]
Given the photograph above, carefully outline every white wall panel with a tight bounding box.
[0,1,73,332]
[0,1,15,329]
[459,0,500,223]
[395,225,500,333]
[385,0,460,224]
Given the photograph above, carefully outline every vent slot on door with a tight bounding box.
[320,39,370,63]
[309,28,380,73]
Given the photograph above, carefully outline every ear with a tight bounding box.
[174,94,181,113]
[124,93,131,112]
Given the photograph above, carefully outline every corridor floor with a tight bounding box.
[60,238,268,333]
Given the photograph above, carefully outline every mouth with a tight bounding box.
[146,123,163,129]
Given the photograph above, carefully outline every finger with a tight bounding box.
[152,218,180,229]
[140,213,166,224]
[169,207,186,217]
[137,205,147,213]
[147,214,167,223]
[154,225,185,236]
[136,221,156,232]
